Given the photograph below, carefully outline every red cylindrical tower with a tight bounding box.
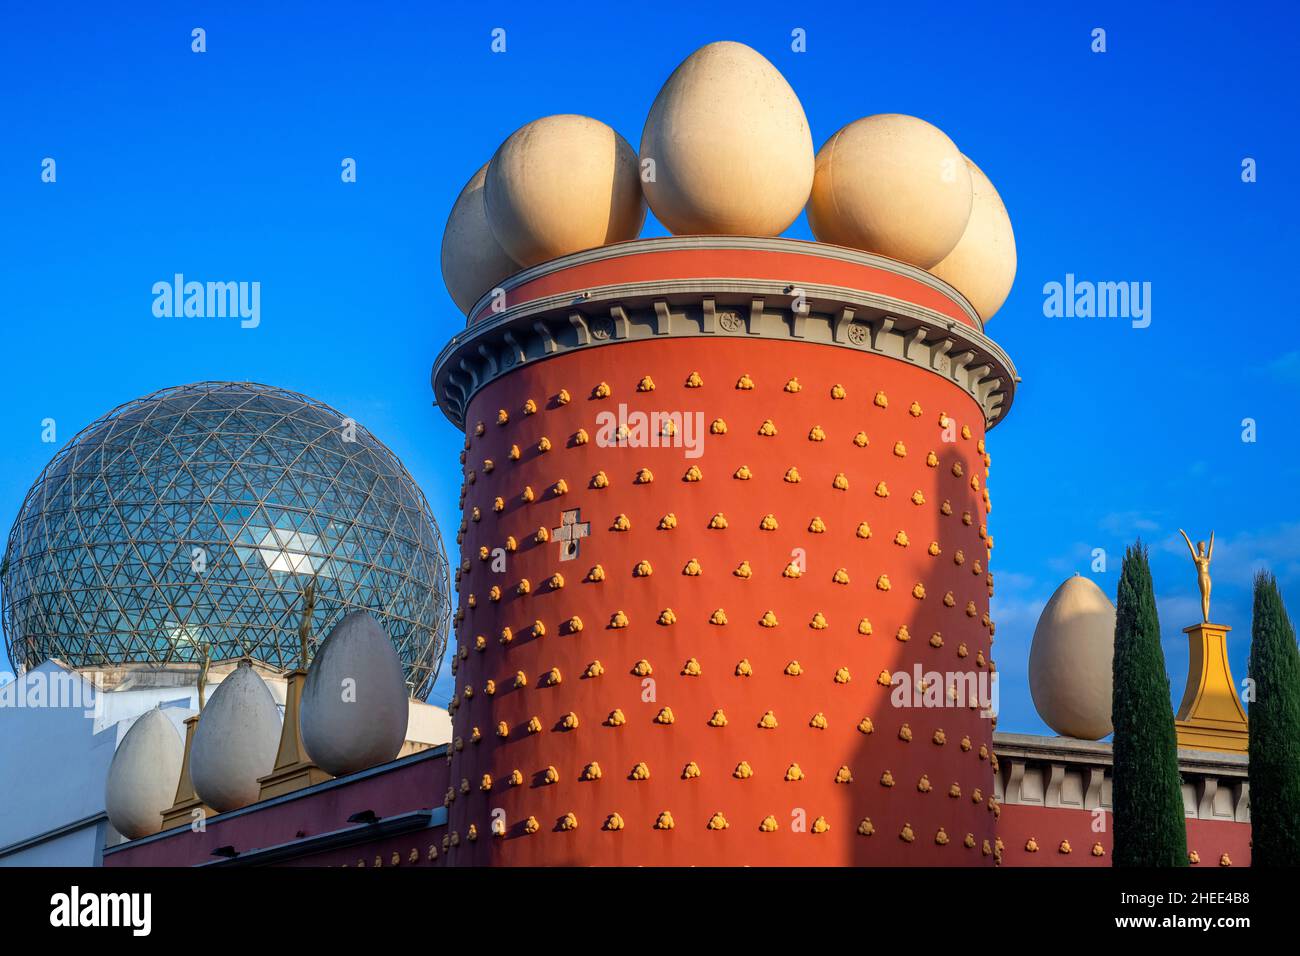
[433,236,1017,865]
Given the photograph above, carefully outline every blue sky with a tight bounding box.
[2,1,1297,734]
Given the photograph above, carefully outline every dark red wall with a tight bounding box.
[998,804,1251,867]
[103,750,449,868]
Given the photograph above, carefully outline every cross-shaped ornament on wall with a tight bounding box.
[552,508,591,561]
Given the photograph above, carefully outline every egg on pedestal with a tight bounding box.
[639,41,814,236]
[190,661,282,813]
[104,707,183,839]
[929,156,1017,322]
[441,163,521,314]
[301,611,409,777]
[484,114,645,267]
[1028,574,1117,740]
[806,113,972,268]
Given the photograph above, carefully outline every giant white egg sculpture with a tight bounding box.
[1028,575,1117,740]
[484,114,645,267]
[441,163,521,314]
[105,707,184,839]
[929,156,1017,322]
[806,113,972,268]
[301,611,408,777]
[190,662,282,813]
[639,41,814,236]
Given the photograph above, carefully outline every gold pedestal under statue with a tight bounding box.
[1175,622,1248,754]
[258,668,332,799]
[160,713,215,830]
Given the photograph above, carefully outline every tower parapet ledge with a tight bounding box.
[433,237,1017,433]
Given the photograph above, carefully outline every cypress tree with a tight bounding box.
[1111,542,1188,866]
[1247,572,1300,866]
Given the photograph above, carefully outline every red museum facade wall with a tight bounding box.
[441,336,1001,865]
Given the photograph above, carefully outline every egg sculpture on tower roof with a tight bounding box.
[441,163,520,314]
[1028,574,1117,741]
[639,40,815,236]
[806,113,973,269]
[483,113,646,269]
[930,156,1017,322]
[438,39,1017,324]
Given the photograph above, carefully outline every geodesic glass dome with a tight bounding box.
[0,382,451,699]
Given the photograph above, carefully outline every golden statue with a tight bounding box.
[297,575,317,668]
[1178,529,1215,623]
[197,644,211,711]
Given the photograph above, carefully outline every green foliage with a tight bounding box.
[1247,572,1300,866]
[1111,542,1188,867]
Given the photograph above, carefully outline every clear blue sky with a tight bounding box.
[2,1,1297,734]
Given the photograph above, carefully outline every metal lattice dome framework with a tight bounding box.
[0,382,452,699]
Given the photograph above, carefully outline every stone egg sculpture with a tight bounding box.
[441,163,521,314]
[930,156,1017,322]
[190,661,282,813]
[1028,574,1117,740]
[639,40,814,236]
[484,114,646,268]
[104,707,183,839]
[301,610,408,776]
[806,113,973,268]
